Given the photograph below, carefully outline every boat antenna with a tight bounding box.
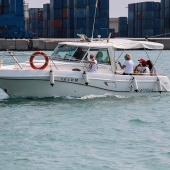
[91,0,98,41]
[107,33,112,42]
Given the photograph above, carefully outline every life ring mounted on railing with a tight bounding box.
[30,51,49,70]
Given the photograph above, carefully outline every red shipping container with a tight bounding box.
[50,19,63,29]
[63,8,70,18]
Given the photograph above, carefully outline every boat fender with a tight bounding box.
[132,77,138,92]
[83,71,89,85]
[49,70,54,86]
[157,78,162,94]
[30,51,49,70]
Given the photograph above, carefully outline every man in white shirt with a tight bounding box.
[118,54,134,75]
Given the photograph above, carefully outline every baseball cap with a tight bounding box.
[90,54,94,58]
[138,58,147,65]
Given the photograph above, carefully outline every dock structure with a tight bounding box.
[0,38,170,51]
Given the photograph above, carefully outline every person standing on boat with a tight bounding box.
[118,54,134,75]
[89,54,98,72]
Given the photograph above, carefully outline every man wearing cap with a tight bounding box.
[135,58,150,75]
[89,54,98,72]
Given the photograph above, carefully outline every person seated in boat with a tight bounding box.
[135,58,150,75]
[147,60,156,75]
[118,54,134,75]
[73,47,85,60]
[134,58,145,73]
[96,51,104,63]
[89,54,98,73]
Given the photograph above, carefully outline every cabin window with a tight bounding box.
[85,49,110,64]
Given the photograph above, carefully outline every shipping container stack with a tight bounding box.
[62,0,71,38]
[118,17,128,37]
[142,2,160,38]
[73,0,87,38]
[0,0,32,39]
[86,0,114,38]
[50,0,63,38]
[29,8,43,38]
[128,2,161,38]
[128,3,135,37]
[160,0,170,37]
[0,0,9,15]
[43,4,50,38]
[47,0,113,38]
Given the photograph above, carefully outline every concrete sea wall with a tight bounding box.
[0,38,170,51]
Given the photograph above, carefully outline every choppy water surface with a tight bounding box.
[0,50,170,170]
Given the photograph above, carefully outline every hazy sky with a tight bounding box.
[26,0,160,18]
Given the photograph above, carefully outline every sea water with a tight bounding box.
[0,50,170,170]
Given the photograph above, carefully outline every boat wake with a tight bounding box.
[64,93,129,100]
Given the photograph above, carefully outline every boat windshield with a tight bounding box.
[51,45,110,64]
[51,45,88,61]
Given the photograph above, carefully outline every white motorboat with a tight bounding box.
[0,35,169,98]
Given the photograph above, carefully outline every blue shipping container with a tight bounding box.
[153,19,161,29]
[74,8,86,18]
[63,0,70,8]
[87,17,99,29]
[87,6,99,17]
[153,29,160,36]
[128,4,135,12]
[88,29,98,38]
[15,0,24,16]
[165,0,170,8]
[43,4,50,12]
[118,17,127,24]
[142,2,154,11]
[119,24,127,32]
[74,18,86,29]
[74,0,87,8]
[98,18,109,28]
[99,28,114,38]
[142,20,154,29]
[142,29,153,37]
[165,8,170,18]
[161,0,165,9]
[50,9,62,19]
[100,9,109,18]
[9,0,15,14]
[142,11,160,20]
[128,11,135,20]
[50,0,62,9]
[99,0,109,9]
[153,2,160,11]
[128,20,135,30]
[63,18,70,29]
[3,0,9,7]
[119,31,128,37]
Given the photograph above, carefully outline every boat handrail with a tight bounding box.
[0,50,23,69]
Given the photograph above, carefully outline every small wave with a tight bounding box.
[129,119,149,124]
[80,93,114,100]
[14,158,30,162]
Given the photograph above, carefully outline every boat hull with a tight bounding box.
[0,70,169,98]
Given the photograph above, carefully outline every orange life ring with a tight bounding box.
[30,51,49,70]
